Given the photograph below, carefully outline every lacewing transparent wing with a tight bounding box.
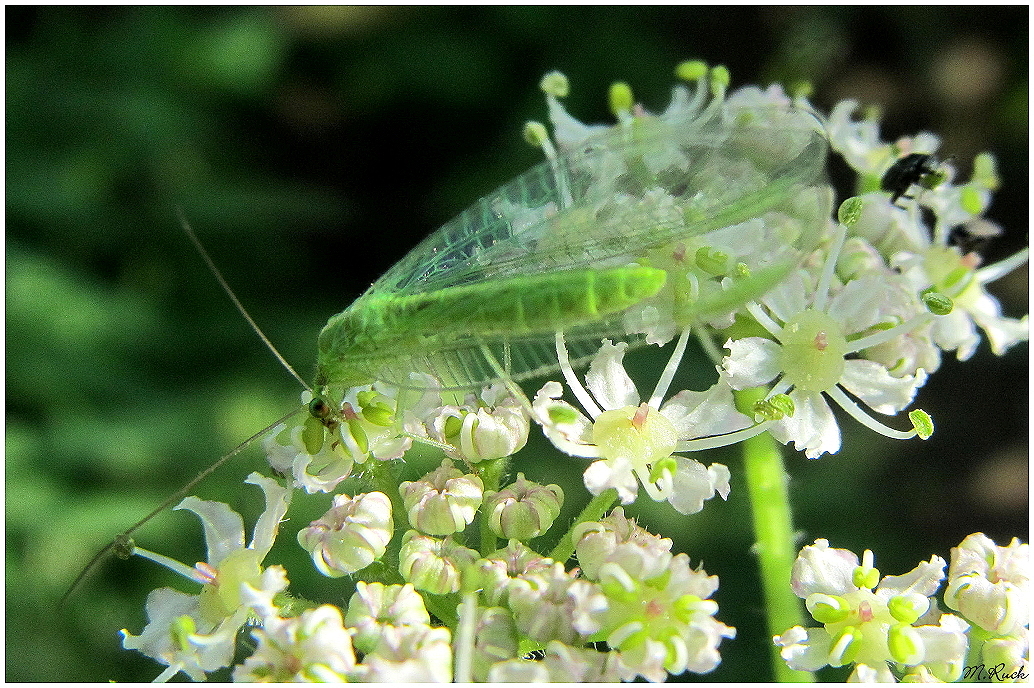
[317,105,829,394]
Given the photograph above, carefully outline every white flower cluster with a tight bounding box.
[774,535,1028,682]
[117,62,1026,682]
[120,475,731,682]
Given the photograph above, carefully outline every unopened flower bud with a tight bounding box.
[944,533,1028,635]
[297,492,393,577]
[573,507,673,583]
[398,530,479,595]
[485,474,563,541]
[400,460,484,535]
[469,607,521,681]
[428,387,530,463]
[344,582,430,654]
[475,540,556,607]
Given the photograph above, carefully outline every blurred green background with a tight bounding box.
[7,6,1027,682]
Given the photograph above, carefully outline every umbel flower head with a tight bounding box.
[826,101,1028,362]
[720,228,935,458]
[113,60,1027,685]
[774,539,970,682]
[573,509,736,680]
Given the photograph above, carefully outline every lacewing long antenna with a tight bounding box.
[59,406,305,608]
[176,207,313,395]
[62,213,315,607]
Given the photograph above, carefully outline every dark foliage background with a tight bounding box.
[7,6,1027,682]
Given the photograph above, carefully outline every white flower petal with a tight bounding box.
[877,555,946,597]
[584,340,640,410]
[667,457,730,515]
[245,473,292,558]
[770,390,841,459]
[773,625,832,672]
[931,307,981,360]
[583,456,638,504]
[849,663,897,682]
[827,274,885,335]
[174,497,245,568]
[532,382,597,456]
[762,269,810,324]
[660,379,752,439]
[967,290,1029,356]
[790,539,860,598]
[722,337,782,389]
[911,614,970,682]
[839,359,926,414]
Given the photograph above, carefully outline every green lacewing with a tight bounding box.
[315,104,829,400]
[63,100,829,606]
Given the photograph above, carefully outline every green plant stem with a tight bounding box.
[476,457,507,555]
[735,388,814,682]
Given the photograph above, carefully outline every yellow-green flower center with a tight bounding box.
[592,403,678,464]
[198,548,263,623]
[778,309,848,393]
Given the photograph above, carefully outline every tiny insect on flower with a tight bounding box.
[881,152,945,206]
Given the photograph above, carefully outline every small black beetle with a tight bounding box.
[881,152,942,206]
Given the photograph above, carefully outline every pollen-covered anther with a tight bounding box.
[194,562,218,585]
[631,402,650,430]
[609,81,634,118]
[539,71,569,98]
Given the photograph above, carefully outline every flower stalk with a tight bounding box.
[736,387,815,682]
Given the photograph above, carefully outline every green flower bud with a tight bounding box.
[829,625,861,667]
[807,593,851,624]
[172,615,197,653]
[357,392,396,427]
[921,291,954,316]
[909,409,934,440]
[609,81,634,117]
[838,196,864,227]
[345,416,369,455]
[523,121,550,148]
[400,460,484,535]
[959,185,983,215]
[852,562,880,590]
[888,622,922,664]
[548,405,580,425]
[539,71,569,98]
[297,492,393,577]
[754,393,795,421]
[888,593,929,624]
[973,152,1000,191]
[709,65,730,93]
[301,414,327,455]
[695,246,730,275]
[485,474,563,541]
[398,531,478,595]
[675,60,707,82]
